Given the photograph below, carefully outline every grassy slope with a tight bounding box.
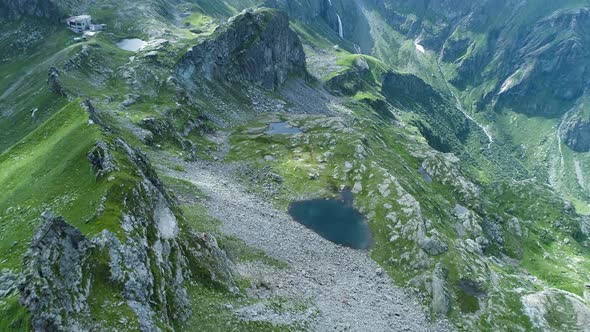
[0,18,73,152]
[1,0,589,330]
[0,100,143,330]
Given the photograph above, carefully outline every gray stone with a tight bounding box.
[1,0,59,19]
[0,269,19,299]
[87,140,117,179]
[175,9,306,91]
[431,264,450,315]
[47,66,66,96]
[19,213,91,332]
[561,117,590,152]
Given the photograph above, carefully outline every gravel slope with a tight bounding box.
[167,159,451,332]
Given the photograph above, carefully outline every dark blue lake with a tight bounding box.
[288,194,371,249]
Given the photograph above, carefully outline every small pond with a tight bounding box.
[266,122,302,135]
[117,38,147,52]
[288,191,371,249]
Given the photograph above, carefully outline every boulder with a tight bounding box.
[431,263,450,315]
[87,140,117,179]
[47,66,66,97]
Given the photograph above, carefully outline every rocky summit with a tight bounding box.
[1,1,590,332]
[176,8,306,91]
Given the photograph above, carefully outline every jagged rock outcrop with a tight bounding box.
[263,0,339,35]
[561,117,590,152]
[325,57,371,96]
[431,263,450,315]
[0,269,19,299]
[87,140,117,179]
[138,116,198,160]
[369,0,479,50]
[19,212,91,332]
[0,0,59,19]
[18,139,236,331]
[47,66,66,97]
[522,289,590,331]
[80,99,105,128]
[175,8,306,91]
[421,152,480,201]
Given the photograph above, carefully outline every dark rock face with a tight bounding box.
[382,72,444,105]
[263,0,337,34]
[431,263,450,315]
[561,117,590,152]
[0,0,59,18]
[263,0,324,21]
[176,8,306,91]
[458,278,487,298]
[496,8,590,115]
[19,212,91,332]
[47,66,66,97]
[368,0,478,49]
[382,72,470,152]
[325,57,371,96]
[87,140,117,179]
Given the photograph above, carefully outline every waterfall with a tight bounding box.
[327,0,343,39]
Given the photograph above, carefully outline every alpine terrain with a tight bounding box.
[1,0,590,331]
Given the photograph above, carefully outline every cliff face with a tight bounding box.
[175,8,306,91]
[366,0,590,117]
[0,0,59,18]
[561,117,590,152]
[495,7,590,115]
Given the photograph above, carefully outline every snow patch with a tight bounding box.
[414,41,425,53]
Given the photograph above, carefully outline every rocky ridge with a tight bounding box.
[175,8,306,91]
[16,138,236,331]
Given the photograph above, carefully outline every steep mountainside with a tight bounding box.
[1,0,590,331]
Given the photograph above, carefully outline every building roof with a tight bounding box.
[66,15,91,22]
